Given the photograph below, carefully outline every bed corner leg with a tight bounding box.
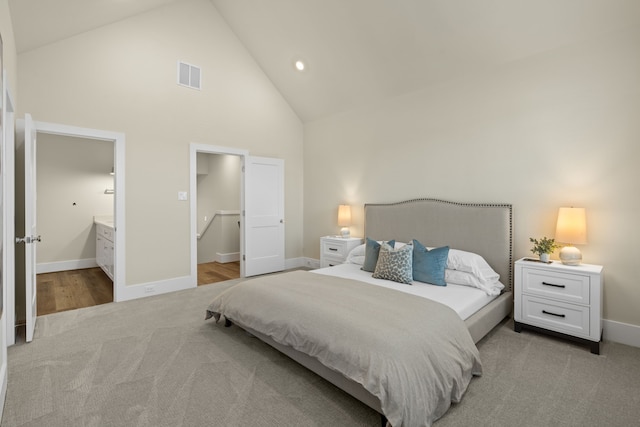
[381,414,389,427]
[224,318,233,328]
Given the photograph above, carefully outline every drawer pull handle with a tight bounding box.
[542,310,565,318]
[542,281,565,288]
[329,248,338,251]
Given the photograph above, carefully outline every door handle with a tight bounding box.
[16,235,41,244]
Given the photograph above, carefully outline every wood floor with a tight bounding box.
[36,262,239,316]
[198,261,240,285]
[37,267,113,316]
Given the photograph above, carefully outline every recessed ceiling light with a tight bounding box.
[294,60,305,71]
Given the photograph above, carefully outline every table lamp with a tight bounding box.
[555,207,587,265]
[338,205,351,238]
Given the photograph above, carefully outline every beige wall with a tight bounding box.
[196,153,241,264]
[16,0,304,286]
[36,134,114,265]
[1,0,17,100]
[303,25,640,327]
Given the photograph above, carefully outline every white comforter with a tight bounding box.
[207,270,482,427]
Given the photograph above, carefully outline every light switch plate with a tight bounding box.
[178,191,188,201]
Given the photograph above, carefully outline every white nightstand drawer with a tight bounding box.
[522,268,590,305]
[321,239,350,258]
[320,236,362,268]
[321,258,343,268]
[522,295,590,337]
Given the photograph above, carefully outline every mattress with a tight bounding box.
[311,263,499,320]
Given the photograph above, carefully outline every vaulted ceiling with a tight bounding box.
[9,0,640,122]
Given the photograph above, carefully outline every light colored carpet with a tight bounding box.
[3,277,640,427]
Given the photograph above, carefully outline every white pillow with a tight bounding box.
[445,269,504,296]
[346,241,408,266]
[346,244,366,265]
[445,249,500,285]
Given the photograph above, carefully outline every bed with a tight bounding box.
[206,198,513,426]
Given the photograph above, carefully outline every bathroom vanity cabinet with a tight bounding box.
[95,219,114,281]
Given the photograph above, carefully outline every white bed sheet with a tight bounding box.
[311,263,499,321]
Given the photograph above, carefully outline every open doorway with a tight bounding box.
[14,118,125,343]
[195,151,242,285]
[189,143,285,286]
[34,133,114,314]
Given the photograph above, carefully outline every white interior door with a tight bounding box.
[23,114,38,342]
[244,156,284,277]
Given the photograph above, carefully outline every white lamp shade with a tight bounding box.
[338,205,351,238]
[555,207,587,244]
[337,205,352,227]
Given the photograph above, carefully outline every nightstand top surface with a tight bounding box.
[516,257,603,274]
[322,236,362,242]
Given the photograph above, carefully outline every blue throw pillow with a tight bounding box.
[362,238,395,272]
[412,239,449,286]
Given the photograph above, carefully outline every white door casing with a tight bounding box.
[4,76,16,347]
[28,120,125,302]
[244,156,285,277]
[23,114,38,343]
[16,118,125,333]
[1,69,16,419]
[189,143,248,282]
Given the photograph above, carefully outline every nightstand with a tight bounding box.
[320,236,363,268]
[514,258,604,354]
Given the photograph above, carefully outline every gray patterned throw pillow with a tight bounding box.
[372,242,413,284]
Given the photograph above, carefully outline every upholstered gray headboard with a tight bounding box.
[364,198,513,291]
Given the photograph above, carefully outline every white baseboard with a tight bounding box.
[34,256,640,351]
[285,257,319,270]
[116,256,312,304]
[115,275,195,302]
[215,252,240,263]
[36,258,98,274]
[306,258,320,269]
[603,319,640,349]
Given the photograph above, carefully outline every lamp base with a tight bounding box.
[340,227,350,239]
[559,245,582,265]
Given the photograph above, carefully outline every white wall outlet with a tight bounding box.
[144,285,155,294]
[178,191,188,201]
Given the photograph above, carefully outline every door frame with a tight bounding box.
[189,143,248,282]
[3,76,15,347]
[28,120,125,301]
[1,73,15,419]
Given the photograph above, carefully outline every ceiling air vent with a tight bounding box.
[177,61,201,90]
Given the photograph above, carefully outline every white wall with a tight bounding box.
[16,0,304,287]
[303,25,640,328]
[196,153,240,264]
[36,133,113,267]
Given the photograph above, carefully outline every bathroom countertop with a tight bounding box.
[94,215,114,228]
